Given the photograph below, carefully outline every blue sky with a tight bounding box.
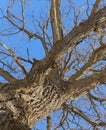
[0,0,96,63]
[0,0,46,60]
[0,0,106,130]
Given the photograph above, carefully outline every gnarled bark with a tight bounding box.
[0,62,106,129]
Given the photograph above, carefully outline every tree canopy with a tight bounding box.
[0,0,106,130]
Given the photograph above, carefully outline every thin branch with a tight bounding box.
[5,15,49,55]
[38,22,50,54]
[73,7,80,26]
[55,111,68,130]
[0,68,16,83]
[69,44,106,81]
[47,116,52,130]
[21,0,25,28]
[87,94,101,120]
[18,57,33,64]
[86,0,90,17]
[0,50,33,64]
[63,104,106,128]
[0,42,27,75]
[0,61,16,72]
[7,10,23,22]
[87,93,106,102]
[1,30,21,36]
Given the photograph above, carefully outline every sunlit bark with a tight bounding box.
[0,0,106,129]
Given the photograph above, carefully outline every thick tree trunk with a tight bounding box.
[0,80,31,130]
[0,6,106,130]
[0,64,106,129]
[0,114,31,130]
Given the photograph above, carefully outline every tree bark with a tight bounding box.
[0,5,106,130]
[0,80,31,130]
[0,65,106,129]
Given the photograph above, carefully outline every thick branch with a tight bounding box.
[65,68,106,100]
[0,79,31,130]
[45,6,106,66]
[50,0,63,43]
[91,0,102,16]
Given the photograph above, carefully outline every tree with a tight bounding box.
[0,0,106,129]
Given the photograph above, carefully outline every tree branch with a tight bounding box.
[0,42,27,75]
[91,0,102,16]
[0,68,16,83]
[0,2,106,129]
[87,93,106,102]
[0,64,106,128]
[65,68,106,100]
[47,116,52,130]
[63,103,106,128]
[45,6,106,67]
[69,44,106,81]
[50,0,63,43]
[4,13,49,55]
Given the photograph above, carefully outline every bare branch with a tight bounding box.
[73,7,80,26]
[0,42,27,75]
[7,10,23,22]
[86,0,90,17]
[50,0,63,43]
[0,1,106,129]
[44,7,106,67]
[65,68,106,100]
[21,0,25,28]
[18,57,33,64]
[63,104,106,128]
[91,0,102,16]
[0,68,16,83]
[5,15,49,55]
[47,116,52,130]
[0,50,33,64]
[69,44,106,81]
[87,94,101,120]
[87,93,106,102]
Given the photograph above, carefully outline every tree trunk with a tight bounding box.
[0,6,106,130]
[0,114,31,130]
[0,62,106,129]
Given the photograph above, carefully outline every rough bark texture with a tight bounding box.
[0,67,106,129]
[0,2,106,130]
